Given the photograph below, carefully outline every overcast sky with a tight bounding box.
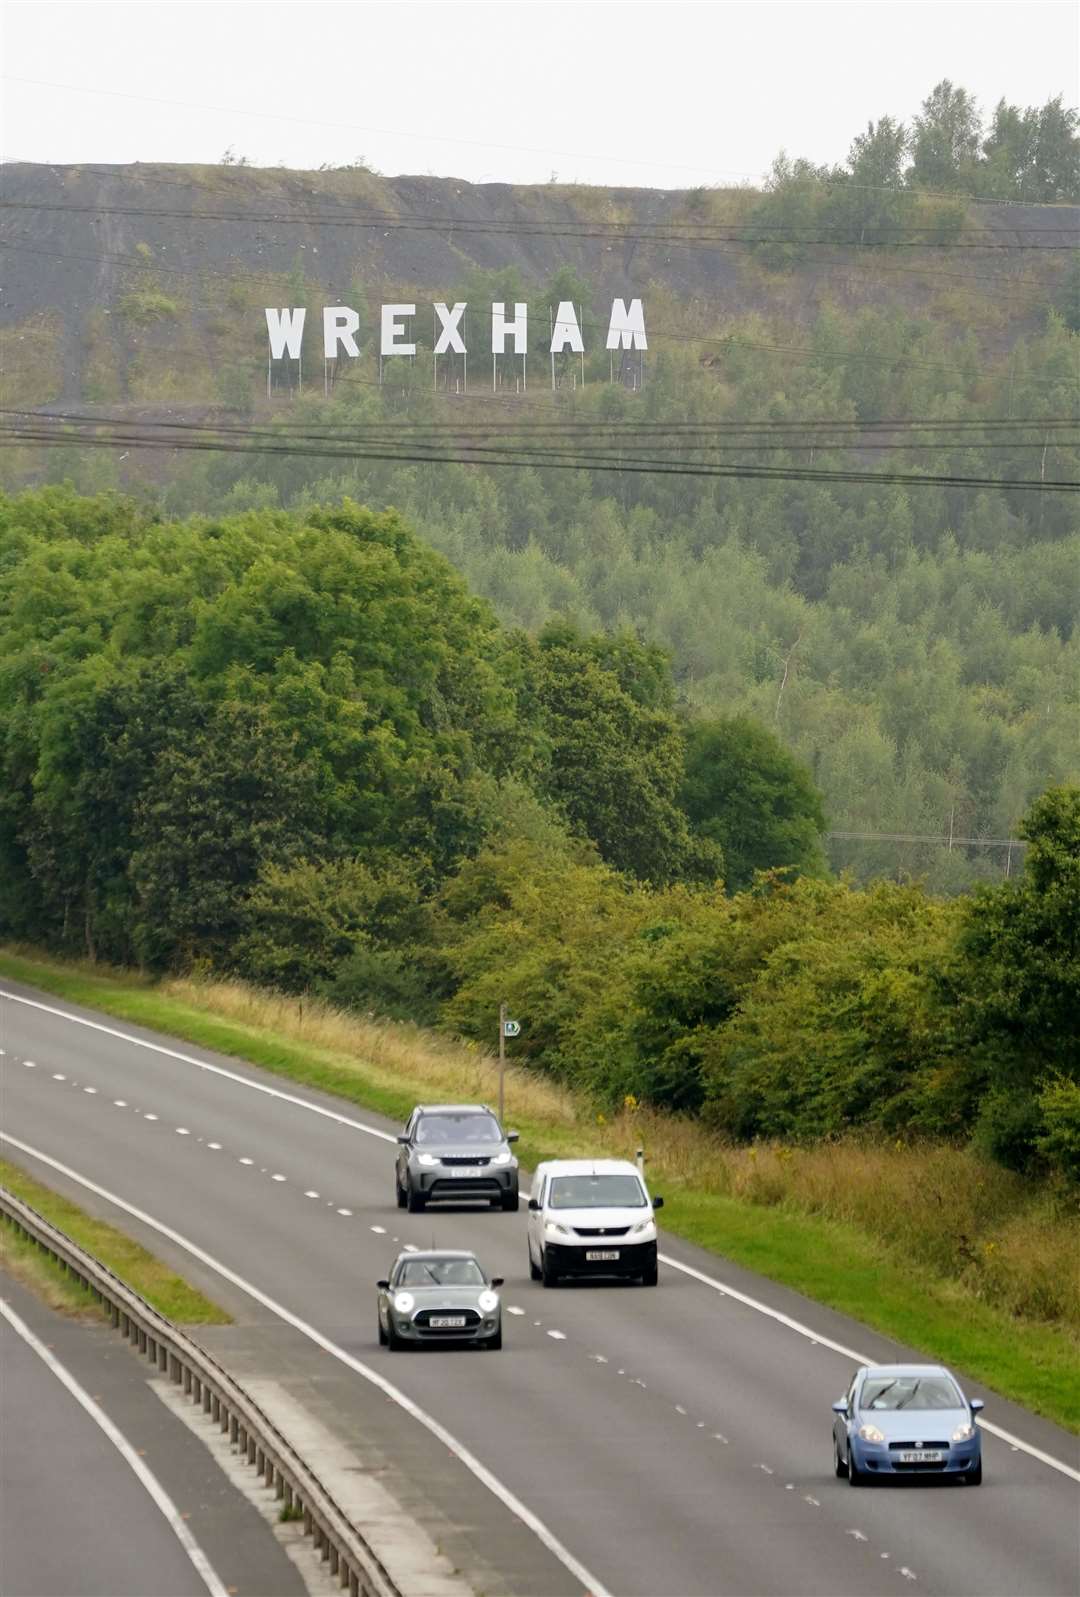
[2,1,1077,189]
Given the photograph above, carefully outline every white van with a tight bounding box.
[526,1159,663,1287]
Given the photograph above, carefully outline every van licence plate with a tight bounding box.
[586,1250,620,1261]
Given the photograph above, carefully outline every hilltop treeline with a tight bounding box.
[1,490,1076,1181]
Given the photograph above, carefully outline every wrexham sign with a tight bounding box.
[263,296,648,394]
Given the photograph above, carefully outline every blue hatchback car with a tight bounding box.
[832,1364,984,1485]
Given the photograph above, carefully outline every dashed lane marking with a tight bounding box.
[547,1330,566,1341]
[337,1208,353,1217]
[143,1113,158,1122]
[369,1225,386,1233]
[176,1127,190,1136]
[846,1529,868,1542]
[83,1086,97,1094]
[207,1142,221,1150]
[113,1100,127,1107]
[238,1157,254,1166]
[51,1073,66,1081]
[0,1133,611,1597]
[804,1495,821,1508]
[271,1173,287,1182]
[506,1307,525,1316]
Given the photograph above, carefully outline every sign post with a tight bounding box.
[498,1006,521,1124]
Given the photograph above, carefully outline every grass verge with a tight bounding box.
[0,1157,231,1325]
[1,944,1076,1430]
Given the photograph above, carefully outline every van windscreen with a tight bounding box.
[549,1175,646,1209]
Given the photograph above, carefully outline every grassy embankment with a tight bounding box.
[1,944,1077,1430]
[0,1156,230,1324]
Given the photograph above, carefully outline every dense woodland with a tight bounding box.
[1,490,1077,1185]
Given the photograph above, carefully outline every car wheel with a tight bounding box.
[501,1191,520,1212]
[965,1460,982,1486]
[377,1315,388,1347]
[386,1321,406,1351]
[847,1449,863,1487]
[528,1246,541,1281]
[541,1249,559,1288]
[483,1326,503,1350]
[407,1185,426,1213]
[834,1436,848,1478]
[395,1176,406,1209]
[640,1263,658,1286]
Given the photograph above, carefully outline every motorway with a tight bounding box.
[1,978,1078,1597]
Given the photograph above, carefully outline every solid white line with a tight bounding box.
[0,1296,228,1597]
[0,1133,611,1597]
[6,986,1077,1487]
[657,1250,1080,1484]
[0,989,397,1144]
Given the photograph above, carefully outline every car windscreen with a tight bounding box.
[396,1258,486,1287]
[414,1114,502,1147]
[860,1376,963,1411]
[548,1174,647,1209]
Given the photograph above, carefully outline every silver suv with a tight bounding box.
[395,1104,520,1212]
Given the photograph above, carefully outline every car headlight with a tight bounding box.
[630,1218,655,1235]
[490,1150,512,1166]
[544,1221,571,1238]
[416,1153,440,1167]
[951,1423,976,1442]
[477,1290,500,1313]
[857,1424,886,1444]
[392,1292,415,1314]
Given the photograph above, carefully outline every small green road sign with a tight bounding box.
[502,1019,521,1037]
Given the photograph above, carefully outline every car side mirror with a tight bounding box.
[832,1400,848,1414]
[376,1280,389,1291]
[970,1399,984,1413]
[527,1198,540,1211]
[491,1277,504,1288]
[507,1131,519,1143]
[396,1134,410,1145]
[652,1195,664,1209]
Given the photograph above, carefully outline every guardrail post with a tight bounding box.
[248,1436,257,1467]
[203,1386,212,1415]
[329,1546,340,1577]
[183,1366,192,1396]
[349,1571,360,1597]
[169,1354,182,1383]
[303,1507,312,1536]
[275,1469,284,1499]
[230,1415,239,1445]
[211,1394,220,1424]
[220,1404,230,1435]
[192,1375,201,1404]
[158,1344,168,1373]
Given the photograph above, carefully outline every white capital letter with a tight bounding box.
[265,307,306,360]
[323,306,361,359]
[381,304,416,356]
[606,298,647,351]
[433,302,468,354]
[550,301,584,355]
[492,301,528,355]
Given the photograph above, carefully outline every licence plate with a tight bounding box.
[429,1315,467,1328]
[899,1450,944,1464]
[586,1250,620,1261]
[448,1168,481,1177]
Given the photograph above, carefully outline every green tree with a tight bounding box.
[679,715,827,892]
[908,80,982,190]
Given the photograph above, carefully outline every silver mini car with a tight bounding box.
[376,1250,504,1350]
[395,1103,519,1211]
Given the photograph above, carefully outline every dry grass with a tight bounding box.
[163,973,1079,1332]
[164,974,582,1130]
[0,1220,103,1319]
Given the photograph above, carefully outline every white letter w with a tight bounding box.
[265,307,306,359]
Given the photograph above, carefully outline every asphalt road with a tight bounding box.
[0,1274,305,1597]
[1,979,1078,1597]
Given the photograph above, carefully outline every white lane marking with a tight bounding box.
[402,1242,418,1251]
[113,1100,127,1108]
[507,1307,526,1317]
[207,1142,221,1151]
[271,1174,286,1183]
[846,1529,868,1542]
[304,1190,320,1198]
[630,1378,647,1388]
[10,985,1075,1486]
[83,1086,97,1094]
[23,1060,35,1068]
[713,1433,729,1444]
[757,1463,774,1475]
[0,1135,610,1597]
[52,1073,66,1081]
[675,1404,688,1415]
[0,988,397,1143]
[657,1250,1080,1483]
[369,1224,384,1233]
[588,1351,606,1360]
[804,1495,821,1508]
[785,1483,794,1490]
[336,1208,353,1217]
[238,1157,253,1166]
[143,1113,158,1122]
[0,1296,228,1597]
[547,1330,566,1341]
[176,1127,190,1136]
[696,1421,705,1429]
[900,1569,917,1582]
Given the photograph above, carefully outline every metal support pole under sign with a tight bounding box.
[498,1006,521,1124]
